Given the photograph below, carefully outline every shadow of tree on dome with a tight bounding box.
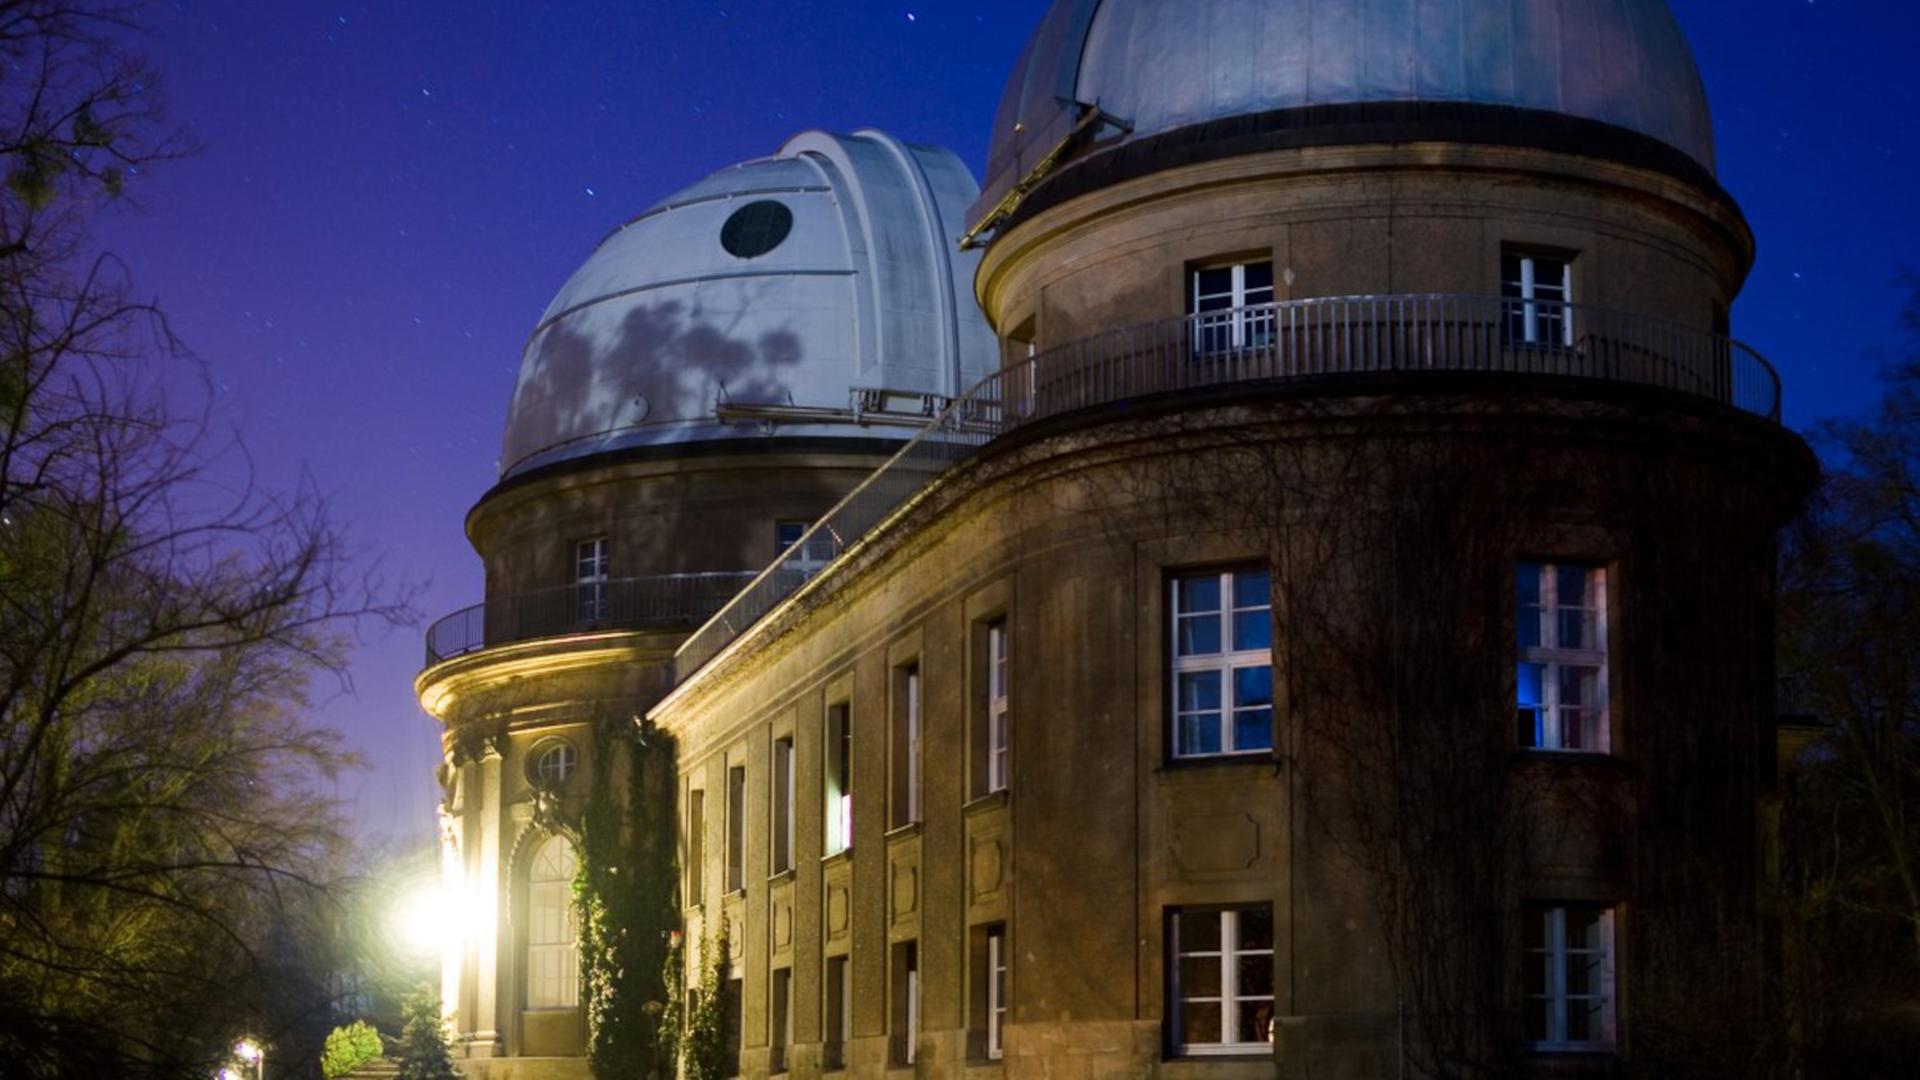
[502,289,809,473]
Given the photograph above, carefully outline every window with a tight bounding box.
[1524,904,1616,1050]
[1169,906,1274,1055]
[720,200,794,259]
[1190,261,1275,354]
[725,763,746,894]
[987,926,1008,1060]
[777,520,836,578]
[1516,562,1609,752]
[722,973,743,1077]
[891,941,920,1065]
[824,955,850,1071]
[892,664,922,827]
[968,922,1010,1061]
[686,789,704,906]
[770,967,792,1073]
[530,741,577,788]
[573,537,608,622]
[988,620,1010,793]
[771,737,795,875]
[1170,568,1274,758]
[527,837,580,1009]
[825,703,853,855]
[1502,251,1574,347]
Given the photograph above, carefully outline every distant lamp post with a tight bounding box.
[233,1038,264,1080]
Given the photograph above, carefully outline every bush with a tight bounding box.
[320,1021,383,1078]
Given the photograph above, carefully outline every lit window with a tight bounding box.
[531,741,578,788]
[892,941,920,1065]
[1170,567,1274,758]
[1169,906,1274,1055]
[527,836,580,1009]
[725,763,746,894]
[776,519,837,578]
[772,737,795,875]
[987,926,1007,1060]
[825,703,852,855]
[1502,252,1574,347]
[1524,904,1617,1050]
[573,537,608,622]
[1190,261,1275,354]
[1516,562,1609,752]
[988,620,1010,793]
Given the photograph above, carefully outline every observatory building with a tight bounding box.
[417,2,1812,1077]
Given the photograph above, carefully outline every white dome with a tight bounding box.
[500,129,996,480]
[981,0,1716,218]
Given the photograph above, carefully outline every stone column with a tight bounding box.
[470,739,506,1057]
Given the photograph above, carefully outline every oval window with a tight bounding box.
[720,200,793,259]
[531,741,578,788]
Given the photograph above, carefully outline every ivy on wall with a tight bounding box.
[572,714,680,1080]
[680,918,732,1080]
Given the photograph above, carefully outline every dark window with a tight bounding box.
[726,764,746,893]
[721,200,793,259]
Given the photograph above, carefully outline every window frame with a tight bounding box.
[526,836,581,1010]
[685,788,705,907]
[1501,250,1575,348]
[892,663,922,828]
[1188,260,1277,355]
[771,735,796,876]
[1169,566,1275,760]
[824,702,853,856]
[987,926,1008,1060]
[528,739,578,789]
[572,536,608,622]
[724,762,746,895]
[987,620,1010,793]
[1524,903,1618,1052]
[1167,905,1275,1057]
[776,519,836,578]
[1515,561,1611,754]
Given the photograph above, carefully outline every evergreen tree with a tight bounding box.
[394,988,460,1080]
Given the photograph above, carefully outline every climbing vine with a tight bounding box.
[573,714,680,1079]
[680,918,732,1080]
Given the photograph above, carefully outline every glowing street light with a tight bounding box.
[233,1038,264,1080]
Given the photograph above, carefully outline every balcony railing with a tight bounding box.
[424,571,767,666]
[661,293,1781,681]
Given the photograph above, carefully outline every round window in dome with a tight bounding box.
[530,741,578,789]
[720,200,793,259]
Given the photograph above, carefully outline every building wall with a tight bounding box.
[654,386,1811,1078]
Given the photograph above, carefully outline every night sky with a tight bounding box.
[91,0,1920,845]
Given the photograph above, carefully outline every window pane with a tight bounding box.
[1557,665,1596,707]
[1178,671,1222,711]
[1236,954,1274,997]
[1567,951,1602,996]
[1524,953,1549,996]
[1232,570,1269,609]
[1565,1000,1594,1042]
[1181,1002,1223,1046]
[1501,255,1524,296]
[1232,708,1273,752]
[1236,1002,1275,1045]
[1194,267,1233,297]
[1567,907,1603,948]
[1238,907,1274,950]
[1242,263,1274,291]
[1524,997,1551,1042]
[1179,911,1222,952]
[1233,666,1273,709]
[1178,613,1222,656]
[1233,610,1271,652]
[1180,713,1223,756]
[1179,575,1221,614]
[1558,608,1597,651]
[1557,565,1592,607]
[1179,956,1221,997]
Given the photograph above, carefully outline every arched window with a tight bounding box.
[527,836,579,1009]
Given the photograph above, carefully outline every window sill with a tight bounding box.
[964,788,1010,817]
[1512,749,1628,771]
[767,867,795,886]
[885,820,924,842]
[1160,752,1283,775]
[822,848,853,869]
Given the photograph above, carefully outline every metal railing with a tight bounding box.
[423,571,766,666]
[661,293,1781,681]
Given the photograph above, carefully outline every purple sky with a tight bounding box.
[91,0,1920,845]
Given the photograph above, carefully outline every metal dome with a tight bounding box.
[980,0,1716,217]
[499,129,996,480]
